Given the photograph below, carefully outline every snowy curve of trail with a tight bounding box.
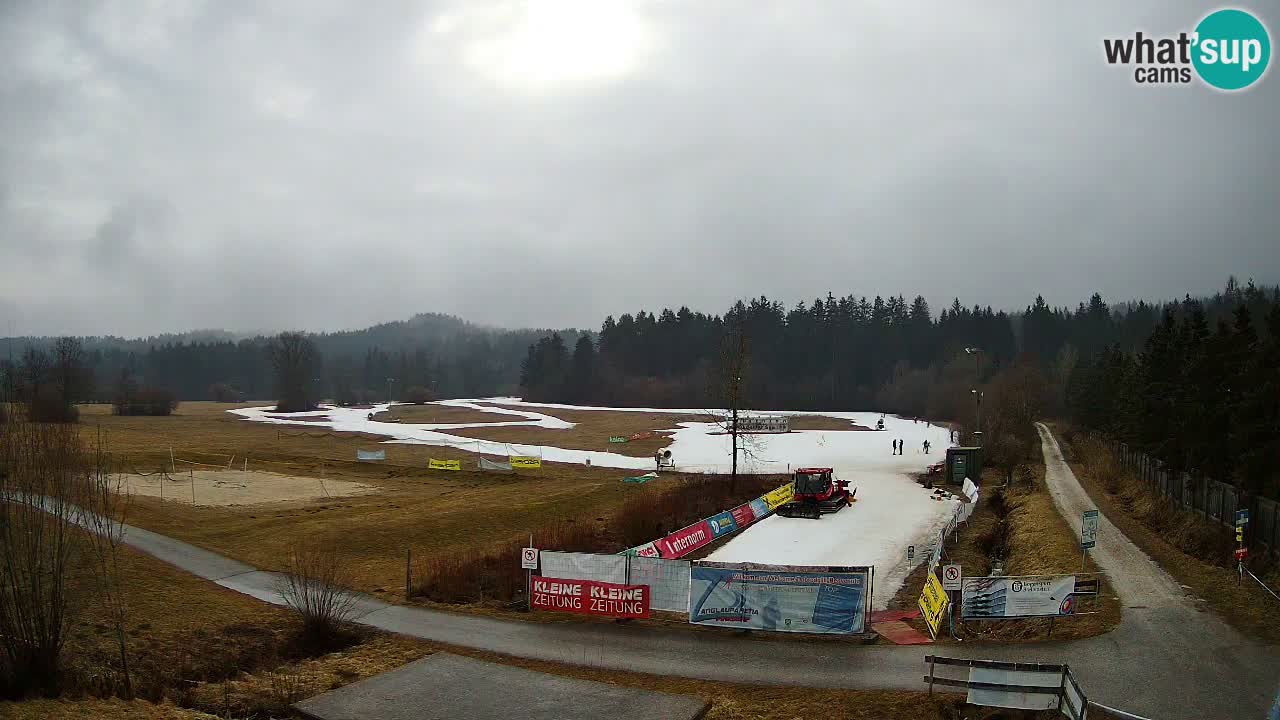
[232,399,960,606]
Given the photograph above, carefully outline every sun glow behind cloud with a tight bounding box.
[425,0,653,93]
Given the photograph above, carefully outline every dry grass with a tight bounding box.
[370,403,514,424]
[886,465,1121,643]
[1053,425,1280,645]
[418,474,784,605]
[447,403,693,457]
[0,698,220,719]
[78,402,671,601]
[789,415,874,431]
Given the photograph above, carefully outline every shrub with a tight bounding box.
[209,383,243,403]
[277,540,357,643]
[113,387,178,417]
[416,473,786,605]
[27,386,77,423]
[402,385,434,404]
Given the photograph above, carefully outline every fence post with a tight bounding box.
[928,655,935,695]
[405,548,412,601]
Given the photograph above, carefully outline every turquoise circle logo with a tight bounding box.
[1192,9,1270,90]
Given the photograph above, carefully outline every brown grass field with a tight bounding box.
[2,537,1063,720]
[369,403,516,425]
[76,402,663,600]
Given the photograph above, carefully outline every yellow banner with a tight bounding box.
[509,455,542,469]
[917,571,950,638]
[428,458,461,471]
[763,483,795,510]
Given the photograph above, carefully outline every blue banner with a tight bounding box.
[749,498,769,518]
[706,511,738,537]
[688,562,870,634]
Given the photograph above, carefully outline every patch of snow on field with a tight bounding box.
[231,400,960,604]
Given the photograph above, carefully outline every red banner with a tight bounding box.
[730,503,757,529]
[656,520,713,558]
[531,577,649,618]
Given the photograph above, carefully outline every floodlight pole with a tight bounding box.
[964,347,983,445]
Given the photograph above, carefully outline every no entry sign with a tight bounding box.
[520,547,539,570]
[942,564,962,591]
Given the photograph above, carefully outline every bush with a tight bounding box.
[416,473,786,605]
[209,383,243,403]
[402,385,434,404]
[113,387,178,417]
[277,540,357,643]
[27,386,77,423]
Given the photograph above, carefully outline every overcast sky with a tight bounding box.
[1,1,1276,337]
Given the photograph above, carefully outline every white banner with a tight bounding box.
[628,556,690,613]
[961,575,1077,619]
[539,551,627,585]
[356,449,386,461]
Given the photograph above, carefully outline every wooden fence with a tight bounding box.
[1110,438,1279,559]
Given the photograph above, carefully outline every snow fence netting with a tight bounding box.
[539,552,628,585]
[627,556,691,613]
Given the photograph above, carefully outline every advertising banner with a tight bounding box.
[730,503,758,529]
[688,562,870,634]
[961,575,1077,619]
[749,497,769,518]
[478,457,513,471]
[706,511,738,538]
[656,520,713,558]
[917,571,949,638]
[762,484,795,510]
[608,436,628,443]
[530,577,649,619]
[509,455,542,469]
[428,458,461,471]
[621,541,660,558]
[356,449,385,461]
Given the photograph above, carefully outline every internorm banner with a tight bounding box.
[688,562,871,634]
[428,458,461,470]
[961,575,1077,619]
[656,520,713,558]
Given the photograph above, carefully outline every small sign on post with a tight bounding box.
[521,543,538,612]
[521,547,539,570]
[942,564,962,591]
[907,545,916,562]
[1235,509,1249,582]
[1081,510,1099,549]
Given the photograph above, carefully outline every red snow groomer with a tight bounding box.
[776,467,855,519]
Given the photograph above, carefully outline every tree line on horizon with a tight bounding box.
[519,279,1279,499]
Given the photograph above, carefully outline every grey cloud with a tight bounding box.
[0,0,1276,337]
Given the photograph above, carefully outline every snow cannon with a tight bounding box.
[776,467,855,520]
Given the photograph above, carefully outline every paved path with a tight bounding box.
[102,429,1278,719]
[293,653,709,720]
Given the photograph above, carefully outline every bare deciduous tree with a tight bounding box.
[0,416,124,697]
[277,539,357,642]
[269,332,321,413]
[706,317,763,494]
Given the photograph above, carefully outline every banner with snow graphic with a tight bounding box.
[688,562,871,634]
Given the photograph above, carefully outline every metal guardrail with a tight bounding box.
[923,655,1092,720]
